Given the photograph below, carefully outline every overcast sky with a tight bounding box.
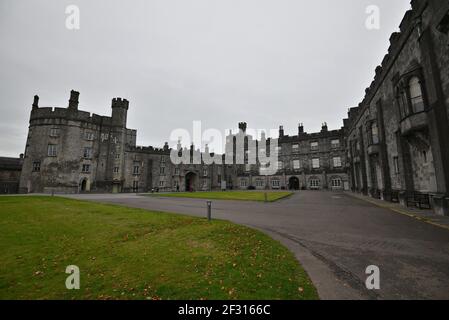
[0,0,411,157]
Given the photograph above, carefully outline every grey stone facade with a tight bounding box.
[17,90,348,194]
[345,0,449,215]
[0,156,23,194]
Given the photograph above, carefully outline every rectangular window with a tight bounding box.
[240,180,247,187]
[174,167,180,175]
[113,167,119,173]
[83,147,92,159]
[161,156,166,164]
[332,178,342,188]
[271,180,280,188]
[371,122,379,145]
[256,179,264,187]
[82,164,90,173]
[47,144,57,157]
[159,180,165,187]
[133,166,140,175]
[245,164,251,172]
[32,161,41,172]
[277,161,283,170]
[309,179,320,188]
[101,133,109,141]
[292,144,299,151]
[84,132,94,141]
[333,157,342,168]
[50,128,59,137]
[203,168,208,177]
[160,167,166,175]
[310,142,319,151]
[312,158,320,169]
[331,139,340,149]
[293,160,301,170]
[133,181,139,191]
[393,157,400,174]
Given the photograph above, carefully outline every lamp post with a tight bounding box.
[206,201,212,221]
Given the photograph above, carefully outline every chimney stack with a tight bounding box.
[321,122,328,132]
[68,90,80,110]
[32,95,39,109]
[279,126,284,138]
[298,123,304,134]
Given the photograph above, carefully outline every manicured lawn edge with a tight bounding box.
[143,191,294,202]
[0,196,317,300]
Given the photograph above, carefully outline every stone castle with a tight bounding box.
[16,90,349,194]
[1,0,448,215]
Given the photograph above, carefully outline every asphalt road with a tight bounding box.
[64,191,449,300]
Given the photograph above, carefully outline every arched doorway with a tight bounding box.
[185,172,197,192]
[289,176,300,190]
[80,178,89,192]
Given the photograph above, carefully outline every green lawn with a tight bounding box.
[0,196,317,300]
[146,191,293,202]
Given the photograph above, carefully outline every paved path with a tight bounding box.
[64,191,449,300]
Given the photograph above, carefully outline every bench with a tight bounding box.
[406,192,431,209]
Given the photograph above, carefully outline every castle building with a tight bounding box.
[16,90,348,194]
[1,0,447,216]
[0,155,23,194]
[344,0,449,215]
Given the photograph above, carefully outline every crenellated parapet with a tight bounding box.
[127,145,172,155]
[346,1,428,132]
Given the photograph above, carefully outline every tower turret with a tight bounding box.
[111,98,129,127]
[238,122,247,133]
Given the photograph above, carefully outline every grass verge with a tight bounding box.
[0,196,317,300]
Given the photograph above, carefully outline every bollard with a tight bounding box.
[206,201,212,221]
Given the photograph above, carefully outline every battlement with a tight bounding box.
[278,127,344,143]
[346,1,426,131]
[112,98,129,110]
[127,145,171,155]
[29,106,113,125]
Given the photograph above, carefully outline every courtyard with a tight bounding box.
[64,190,449,300]
[145,191,293,202]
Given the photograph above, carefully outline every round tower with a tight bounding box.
[111,98,129,127]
